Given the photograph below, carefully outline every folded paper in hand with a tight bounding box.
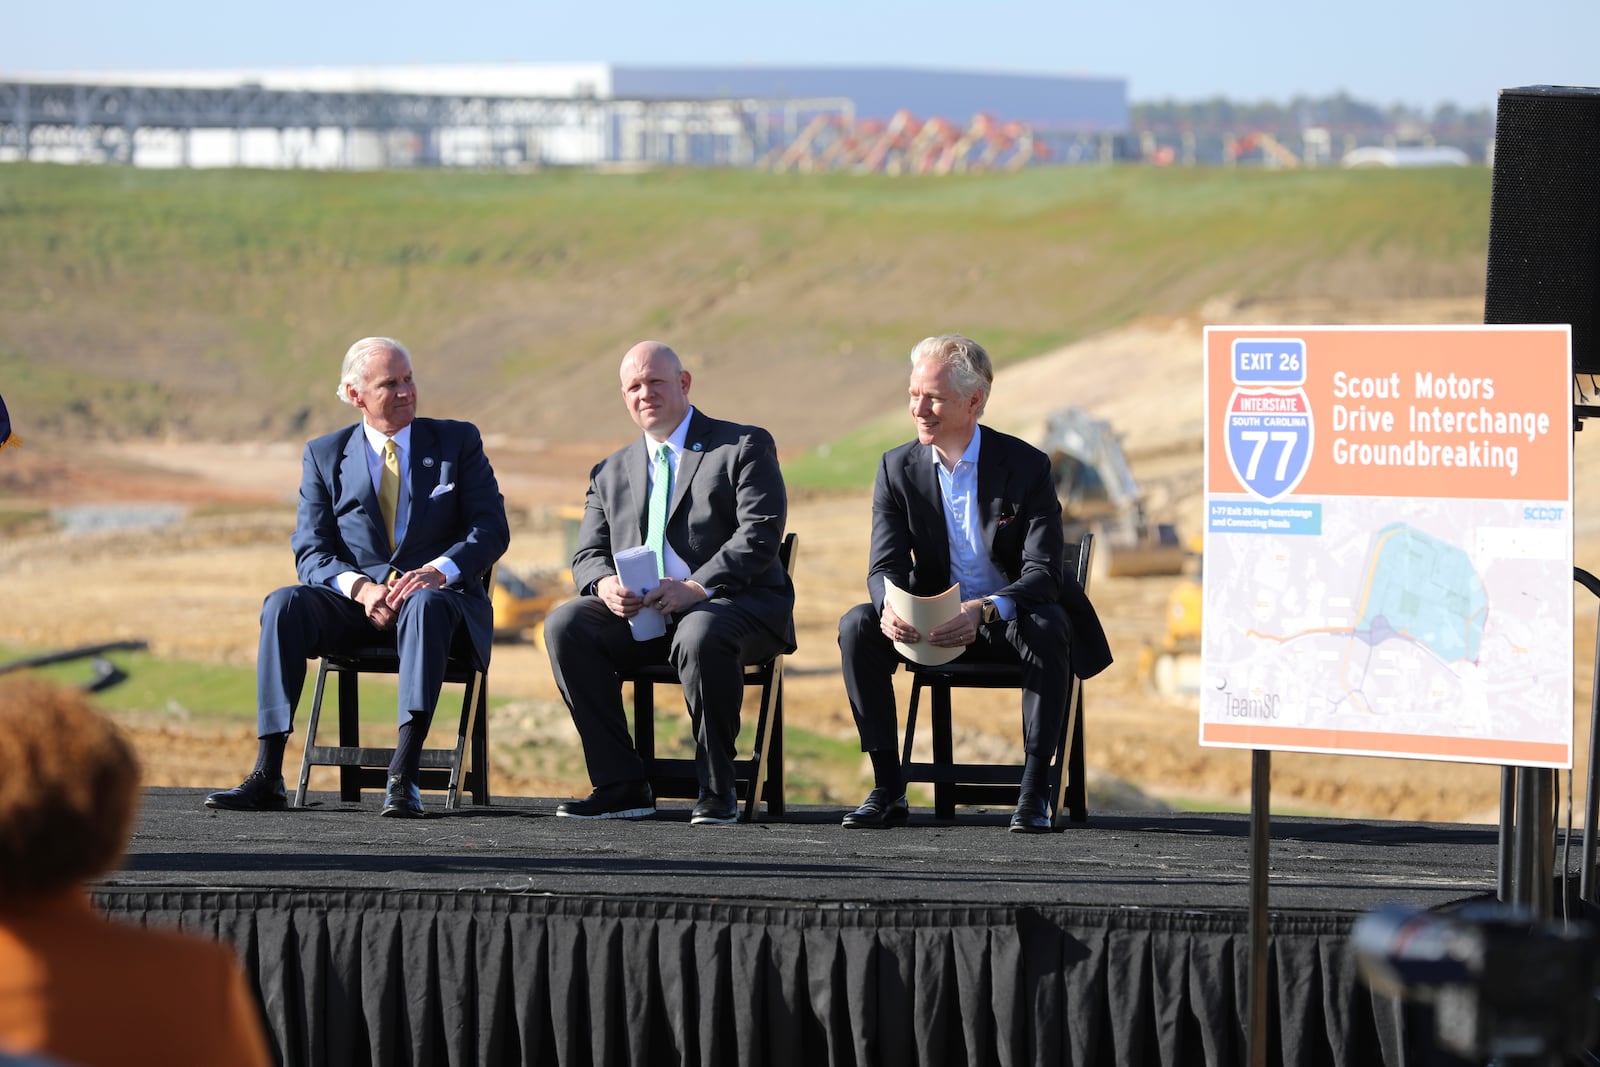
[615,545,666,641]
[884,578,964,666]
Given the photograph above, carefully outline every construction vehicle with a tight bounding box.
[491,565,571,646]
[1039,407,1187,578]
[1038,408,1203,698]
[489,505,584,647]
[1137,543,1204,702]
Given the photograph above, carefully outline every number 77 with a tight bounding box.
[1239,430,1299,481]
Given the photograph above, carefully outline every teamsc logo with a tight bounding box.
[1223,339,1312,502]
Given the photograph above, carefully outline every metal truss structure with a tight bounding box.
[0,79,854,169]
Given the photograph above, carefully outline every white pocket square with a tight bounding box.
[429,482,456,499]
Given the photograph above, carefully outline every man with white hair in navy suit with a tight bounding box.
[206,336,509,818]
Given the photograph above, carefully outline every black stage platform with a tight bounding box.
[95,788,1507,1066]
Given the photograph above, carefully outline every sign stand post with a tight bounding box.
[1247,749,1271,1067]
[1506,765,1555,916]
[1575,568,1600,906]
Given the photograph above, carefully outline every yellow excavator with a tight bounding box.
[490,566,571,647]
[489,505,583,647]
[1137,539,1204,701]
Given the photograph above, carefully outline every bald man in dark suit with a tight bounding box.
[545,341,795,826]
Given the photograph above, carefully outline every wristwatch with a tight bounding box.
[980,598,998,624]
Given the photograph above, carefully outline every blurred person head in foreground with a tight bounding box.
[0,677,272,1067]
[204,335,510,818]
[0,676,140,904]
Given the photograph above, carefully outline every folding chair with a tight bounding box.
[619,533,796,823]
[898,533,1094,828]
[293,571,493,810]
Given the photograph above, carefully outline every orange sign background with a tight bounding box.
[1205,326,1570,502]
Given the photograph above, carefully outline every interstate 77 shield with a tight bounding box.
[1224,338,1312,501]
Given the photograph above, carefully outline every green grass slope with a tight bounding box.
[0,162,1489,460]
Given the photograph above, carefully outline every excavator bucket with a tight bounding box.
[1101,524,1188,578]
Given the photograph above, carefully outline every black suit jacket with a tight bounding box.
[570,409,796,651]
[867,426,1112,679]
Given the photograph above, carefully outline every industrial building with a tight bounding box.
[0,63,1128,170]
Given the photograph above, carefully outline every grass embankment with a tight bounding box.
[0,163,1489,487]
[0,641,386,724]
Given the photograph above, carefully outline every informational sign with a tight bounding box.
[1201,326,1573,767]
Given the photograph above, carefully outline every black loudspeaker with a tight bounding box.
[1484,85,1600,375]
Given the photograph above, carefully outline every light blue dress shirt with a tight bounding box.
[932,425,1014,621]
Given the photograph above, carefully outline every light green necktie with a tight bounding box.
[378,438,401,552]
[646,442,672,580]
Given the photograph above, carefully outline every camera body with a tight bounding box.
[1353,903,1600,1061]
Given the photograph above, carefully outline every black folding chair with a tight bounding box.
[899,533,1094,828]
[619,533,796,822]
[293,571,492,810]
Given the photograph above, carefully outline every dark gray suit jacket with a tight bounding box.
[290,417,510,667]
[867,426,1112,679]
[571,409,796,651]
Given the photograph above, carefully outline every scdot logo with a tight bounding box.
[1523,506,1564,521]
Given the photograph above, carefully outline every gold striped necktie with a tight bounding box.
[378,438,401,552]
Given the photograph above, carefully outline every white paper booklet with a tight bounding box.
[883,578,964,666]
[614,545,666,641]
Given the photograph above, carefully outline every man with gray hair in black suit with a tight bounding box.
[838,334,1112,832]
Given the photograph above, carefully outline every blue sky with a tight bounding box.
[7,0,1597,112]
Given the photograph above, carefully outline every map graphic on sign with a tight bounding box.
[1201,325,1573,767]
[1354,523,1487,666]
[1203,502,1564,748]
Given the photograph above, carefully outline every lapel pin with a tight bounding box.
[691,442,703,452]
[422,457,435,467]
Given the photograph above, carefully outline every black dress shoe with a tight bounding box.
[204,772,288,811]
[842,787,910,829]
[556,780,655,820]
[380,775,425,818]
[690,788,739,826]
[1009,791,1053,834]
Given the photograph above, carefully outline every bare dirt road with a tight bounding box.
[4,297,1594,822]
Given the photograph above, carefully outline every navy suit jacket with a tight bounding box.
[290,417,510,667]
[570,409,795,651]
[867,426,1113,679]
